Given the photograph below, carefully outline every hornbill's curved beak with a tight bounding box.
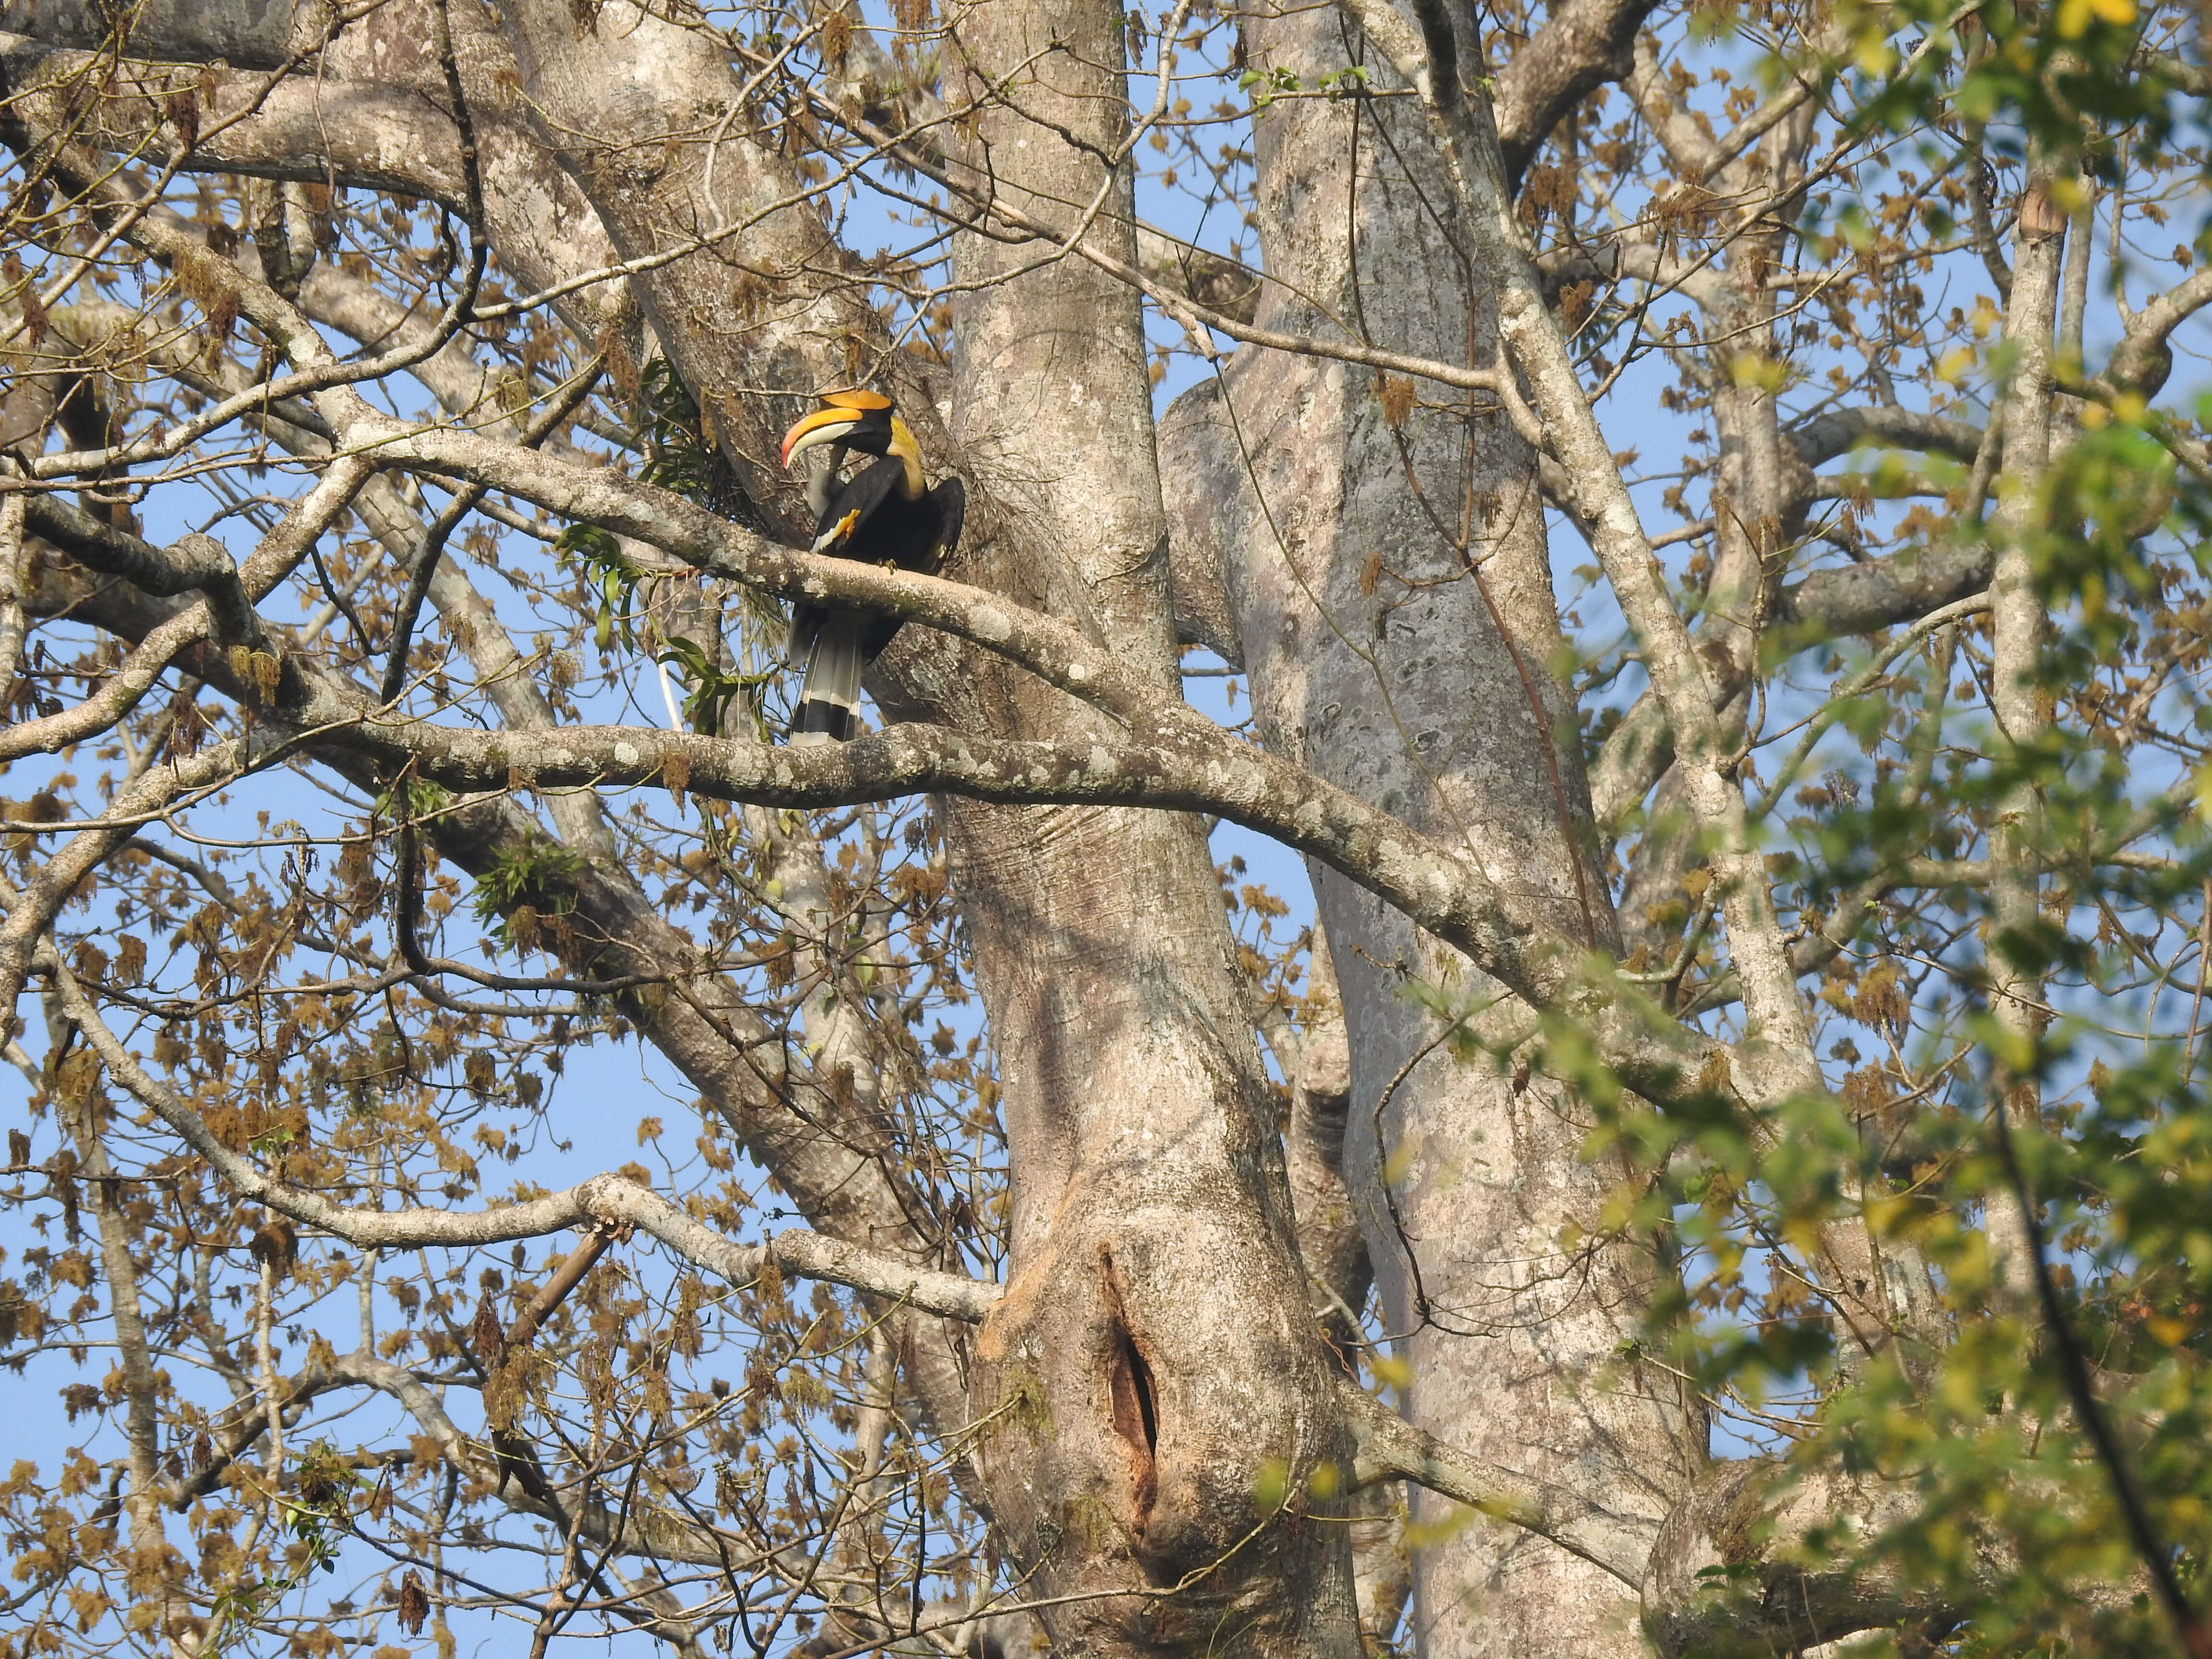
[781,407,863,469]
[779,389,895,468]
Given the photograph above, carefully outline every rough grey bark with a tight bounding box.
[1283,926,1373,1357]
[1157,9,1697,1652]
[1284,930,1410,1652]
[490,0,877,536]
[0,0,313,65]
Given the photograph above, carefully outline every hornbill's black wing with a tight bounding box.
[809,456,909,553]
[788,456,910,657]
[863,474,967,658]
[788,458,909,741]
[920,475,964,574]
[791,461,965,739]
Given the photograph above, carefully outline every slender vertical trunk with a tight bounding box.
[56,997,178,1603]
[1986,174,2067,1306]
[1160,13,1697,1652]
[0,484,24,717]
[1697,124,1950,1364]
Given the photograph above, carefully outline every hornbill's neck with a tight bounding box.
[805,441,850,519]
[888,417,926,501]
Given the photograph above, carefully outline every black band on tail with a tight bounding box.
[794,699,858,743]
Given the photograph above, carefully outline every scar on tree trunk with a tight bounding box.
[1100,1248,1160,1537]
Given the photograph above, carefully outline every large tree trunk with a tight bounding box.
[495,1,1364,1650]
[896,0,1366,1647]
[1160,11,1701,1653]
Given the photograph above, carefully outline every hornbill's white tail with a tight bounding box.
[791,612,865,744]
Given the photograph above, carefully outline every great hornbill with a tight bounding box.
[777,390,966,743]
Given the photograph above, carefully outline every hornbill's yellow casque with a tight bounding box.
[777,390,966,743]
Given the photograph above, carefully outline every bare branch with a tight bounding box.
[52,960,1001,1321]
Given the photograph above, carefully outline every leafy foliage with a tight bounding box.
[5,0,2212,1650]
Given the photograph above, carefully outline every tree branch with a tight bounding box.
[17,500,255,638]
[1491,0,1660,184]
[48,958,1001,1321]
